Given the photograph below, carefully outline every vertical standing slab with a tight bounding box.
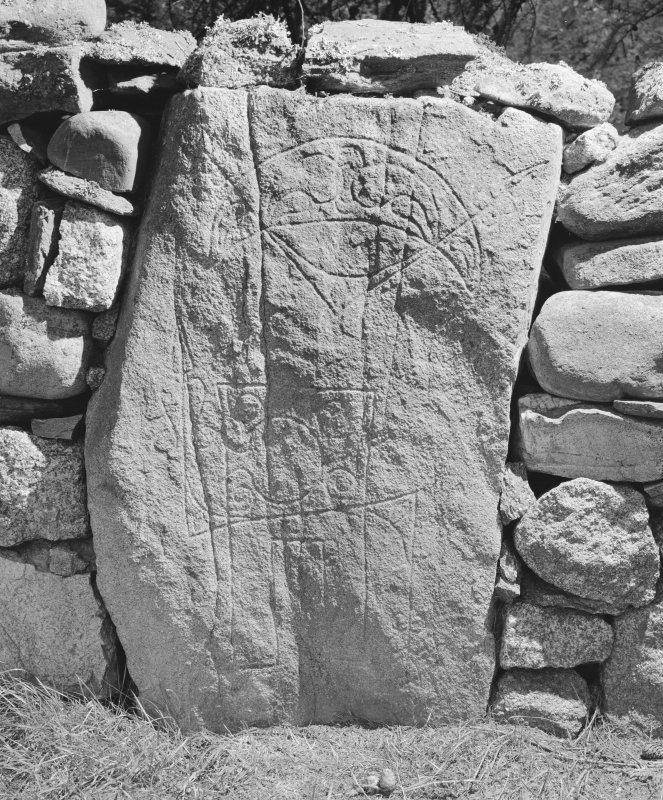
[86,87,561,731]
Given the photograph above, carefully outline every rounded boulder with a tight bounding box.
[513,478,659,613]
[0,289,93,399]
[528,291,663,402]
[47,111,152,193]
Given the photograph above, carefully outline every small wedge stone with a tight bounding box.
[31,414,84,440]
[38,168,140,217]
[23,199,64,296]
[614,400,663,419]
[499,462,535,525]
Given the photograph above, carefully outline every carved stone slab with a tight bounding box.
[86,88,561,731]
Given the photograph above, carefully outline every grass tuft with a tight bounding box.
[1,673,663,799]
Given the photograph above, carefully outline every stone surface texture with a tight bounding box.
[513,478,658,613]
[562,123,618,174]
[181,15,299,89]
[555,236,663,289]
[492,668,591,738]
[499,461,535,525]
[0,137,38,288]
[528,291,663,402]
[2,537,94,577]
[558,123,663,239]
[520,570,628,616]
[0,46,93,125]
[86,22,196,68]
[92,306,119,345]
[0,0,106,45]
[614,400,663,419]
[0,427,89,547]
[48,112,152,193]
[24,198,64,296]
[0,557,107,693]
[0,289,93,399]
[302,19,480,94]
[44,201,131,312]
[31,413,84,440]
[627,62,663,125]
[517,393,663,482]
[644,481,663,509]
[85,87,561,731]
[602,599,663,734]
[38,168,140,217]
[452,53,614,129]
[500,602,613,669]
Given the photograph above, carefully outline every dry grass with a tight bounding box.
[1,675,663,800]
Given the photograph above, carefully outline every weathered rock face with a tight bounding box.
[517,393,663,482]
[528,292,663,402]
[86,22,196,68]
[0,0,106,46]
[86,87,561,730]
[452,53,614,129]
[492,668,591,738]
[555,237,663,289]
[500,602,613,669]
[499,462,535,525]
[562,123,618,174]
[0,47,93,125]
[602,599,663,734]
[513,479,659,613]
[181,16,300,89]
[0,137,38,288]
[0,428,89,547]
[24,198,64,296]
[627,63,663,125]
[44,201,131,312]
[47,112,152,193]
[0,557,107,693]
[0,290,93,399]
[558,124,663,239]
[302,20,480,94]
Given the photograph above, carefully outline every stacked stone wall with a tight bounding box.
[0,2,661,737]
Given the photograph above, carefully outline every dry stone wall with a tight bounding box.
[1,3,663,737]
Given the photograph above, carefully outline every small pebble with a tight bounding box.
[378,768,397,793]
